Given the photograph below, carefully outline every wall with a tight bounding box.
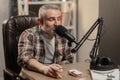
[99,0,120,64]
[77,0,99,62]
[0,0,9,79]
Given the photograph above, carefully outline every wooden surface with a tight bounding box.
[21,62,92,80]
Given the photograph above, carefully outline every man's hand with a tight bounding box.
[43,64,63,78]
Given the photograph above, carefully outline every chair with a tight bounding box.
[2,15,39,80]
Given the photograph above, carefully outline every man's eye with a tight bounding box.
[47,18,54,21]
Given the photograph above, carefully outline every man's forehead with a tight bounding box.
[45,9,61,16]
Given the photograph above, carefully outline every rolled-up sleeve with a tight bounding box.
[17,30,34,67]
[63,48,74,64]
[60,38,74,64]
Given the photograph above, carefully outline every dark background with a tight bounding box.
[99,0,120,65]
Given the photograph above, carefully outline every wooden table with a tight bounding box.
[20,62,92,80]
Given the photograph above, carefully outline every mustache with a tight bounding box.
[44,27,55,33]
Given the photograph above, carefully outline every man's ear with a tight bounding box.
[37,18,42,25]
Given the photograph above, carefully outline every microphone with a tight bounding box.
[55,25,77,44]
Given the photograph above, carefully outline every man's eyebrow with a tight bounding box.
[49,17,55,18]
[46,17,56,19]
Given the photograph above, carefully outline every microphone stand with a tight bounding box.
[71,17,103,59]
[70,18,119,71]
[89,19,103,59]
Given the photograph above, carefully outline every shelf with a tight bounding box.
[28,1,73,5]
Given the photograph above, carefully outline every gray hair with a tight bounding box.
[38,4,61,19]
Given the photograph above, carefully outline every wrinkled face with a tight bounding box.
[42,9,62,33]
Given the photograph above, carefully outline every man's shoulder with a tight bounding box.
[25,26,39,33]
[21,26,40,37]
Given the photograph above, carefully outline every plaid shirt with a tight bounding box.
[17,26,73,67]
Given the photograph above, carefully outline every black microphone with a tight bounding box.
[55,25,77,44]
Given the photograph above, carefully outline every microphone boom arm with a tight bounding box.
[71,18,103,53]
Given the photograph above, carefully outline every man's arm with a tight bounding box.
[18,30,63,78]
[27,59,63,78]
